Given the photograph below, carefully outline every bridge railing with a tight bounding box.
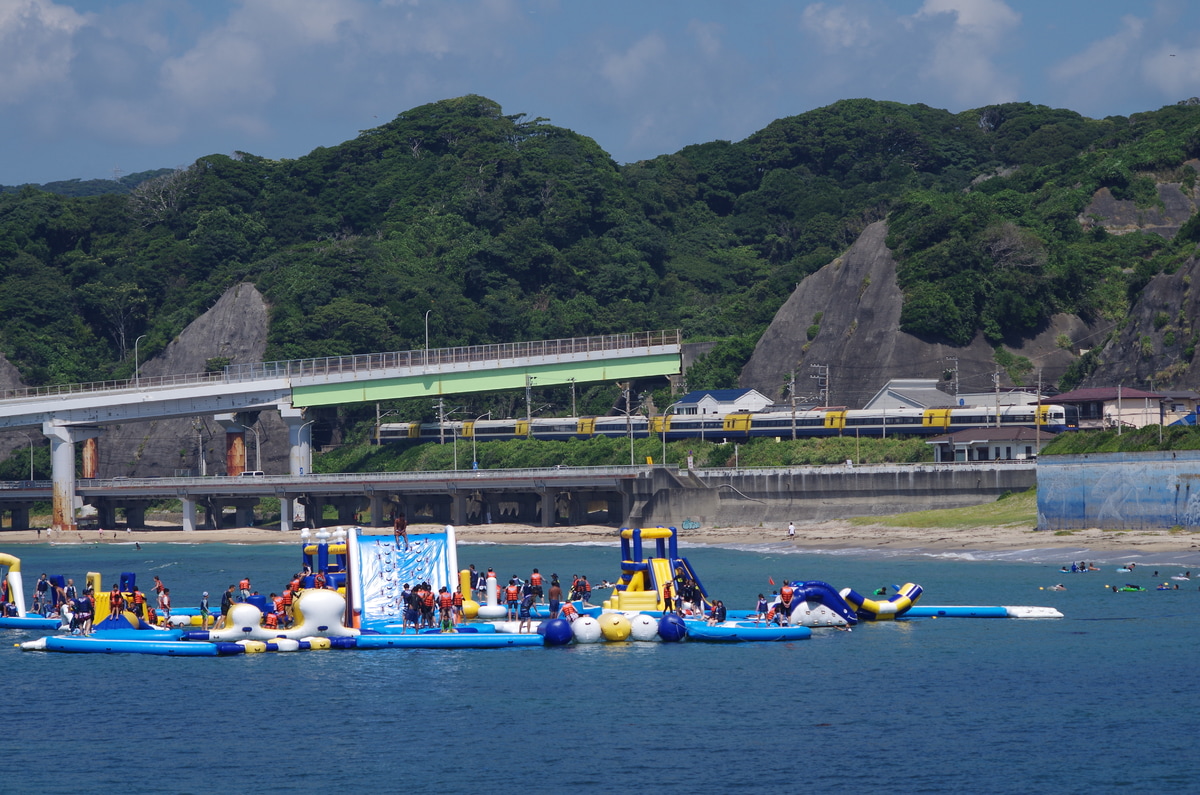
[224,330,681,382]
[0,330,681,401]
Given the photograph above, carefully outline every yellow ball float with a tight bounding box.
[598,613,632,641]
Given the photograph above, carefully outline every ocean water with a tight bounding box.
[3,539,1200,794]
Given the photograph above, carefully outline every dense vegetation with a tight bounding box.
[1040,426,1200,455]
[3,94,1200,439]
[313,434,933,473]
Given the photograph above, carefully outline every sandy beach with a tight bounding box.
[2,519,1198,554]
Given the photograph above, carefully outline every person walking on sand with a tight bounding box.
[787,522,795,540]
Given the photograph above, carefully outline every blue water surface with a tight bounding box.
[2,539,1198,794]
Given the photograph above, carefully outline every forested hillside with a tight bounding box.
[2,94,1199,409]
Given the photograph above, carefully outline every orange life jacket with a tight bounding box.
[133,591,146,605]
[452,592,463,607]
[314,572,326,589]
[281,589,293,605]
[663,582,673,599]
[421,591,435,608]
[264,612,278,628]
[439,592,453,609]
[239,578,250,591]
[530,572,542,587]
[780,585,794,605]
[505,585,521,602]
[561,603,578,620]
[273,596,284,612]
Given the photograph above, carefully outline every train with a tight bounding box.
[376,403,1079,444]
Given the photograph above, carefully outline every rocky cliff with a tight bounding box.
[740,221,1095,406]
[96,283,287,477]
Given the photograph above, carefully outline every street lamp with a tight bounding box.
[424,309,432,369]
[471,412,491,469]
[245,423,262,472]
[17,431,34,481]
[660,401,681,467]
[133,334,147,387]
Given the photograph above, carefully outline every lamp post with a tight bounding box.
[17,431,34,481]
[660,401,681,466]
[424,309,432,369]
[133,334,147,387]
[471,412,491,469]
[245,423,262,472]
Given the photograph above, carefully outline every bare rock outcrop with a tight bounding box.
[96,283,289,477]
[1081,256,1200,389]
[740,221,1094,407]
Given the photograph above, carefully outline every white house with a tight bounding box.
[672,388,772,416]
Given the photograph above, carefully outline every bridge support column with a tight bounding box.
[82,437,99,479]
[124,504,146,529]
[539,489,554,527]
[335,499,357,525]
[43,422,98,532]
[234,503,255,528]
[9,505,30,531]
[205,500,224,529]
[215,414,247,476]
[450,492,466,525]
[96,501,117,530]
[370,494,385,527]
[281,408,312,477]
[568,492,586,525]
[280,497,294,532]
[308,497,325,527]
[181,498,197,532]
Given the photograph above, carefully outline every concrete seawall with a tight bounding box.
[627,463,1036,528]
[1037,451,1200,531]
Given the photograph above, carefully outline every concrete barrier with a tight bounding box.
[1037,451,1200,531]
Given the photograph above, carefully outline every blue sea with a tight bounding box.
[3,538,1200,794]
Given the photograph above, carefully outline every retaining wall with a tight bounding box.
[627,463,1036,528]
[1037,450,1200,531]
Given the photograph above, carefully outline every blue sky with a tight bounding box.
[3,0,1200,185]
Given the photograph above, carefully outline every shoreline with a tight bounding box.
[2,520,1198,557]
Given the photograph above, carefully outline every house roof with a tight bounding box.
[1051,387,1163,403]
[678,388,760,403]
[925,427,1058,445]
[863,378,957,410]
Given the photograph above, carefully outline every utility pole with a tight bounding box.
[810,363,829,406]
[945,356,959,397]
[1117,384,1122,436]
[1036,369,1042,454]
[789,370,797,440]
[437,397,446,445]
[525,375,534,425]
[993,369,1001,428]
[569,378,576,418]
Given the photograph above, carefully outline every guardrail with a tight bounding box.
[0,330,682,401]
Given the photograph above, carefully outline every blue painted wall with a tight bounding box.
[1037,451,1200,530]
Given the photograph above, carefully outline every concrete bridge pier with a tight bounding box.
[369,494,385,527]
[204,499,224,529]
[124,503,147,529]
[182,498,197,532]
[333,498,360,525]
[43,422,100,532]
[450,491,467,525]
[94,501,117,529]
[12,504,30,531]
[280,496,295,532]
[215,414,247,476]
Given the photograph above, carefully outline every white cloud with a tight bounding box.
[600,33,668,97]
[1050,14,1143,85]
[913,0,1021,106]
[0,0,88,104]
[687,19,722,58]
[800,2,872,49]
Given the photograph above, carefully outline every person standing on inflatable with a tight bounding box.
[393,512,409,551]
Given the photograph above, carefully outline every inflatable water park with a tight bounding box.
[4,524,1063,656]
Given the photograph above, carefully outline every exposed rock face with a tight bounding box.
[1080,180,1199,239]
[740,221,1094,407]
[1081,256,1200,389]
[97,283,291,477]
